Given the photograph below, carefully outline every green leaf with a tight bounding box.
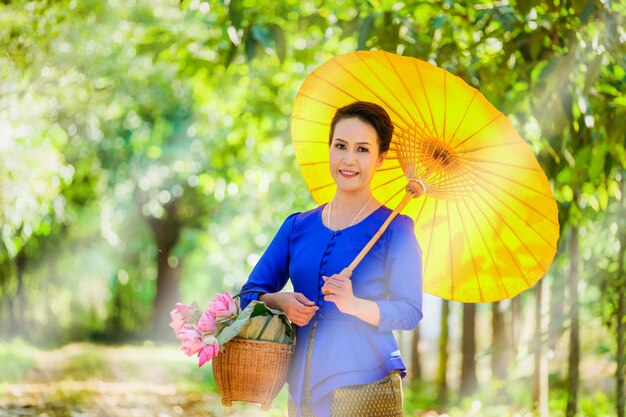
[244,26,256,62]
[228,0,243,28]
[216,300,292,346]
[251,25,273,50]
[224,41,238,68]
[433,15,446,30]
[358,14,377,51]
[270,23,286,63]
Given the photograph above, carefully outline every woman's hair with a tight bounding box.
[328,101,393,154]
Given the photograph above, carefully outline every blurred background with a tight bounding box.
[0,0,625,416]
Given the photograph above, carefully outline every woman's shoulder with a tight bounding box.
[376,205,414,229]
[281,205,324,228]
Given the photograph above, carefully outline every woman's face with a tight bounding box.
[329,117,387,194]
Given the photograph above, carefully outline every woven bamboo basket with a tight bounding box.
[212,337,294,410]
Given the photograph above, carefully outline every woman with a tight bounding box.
[240,101,423,417]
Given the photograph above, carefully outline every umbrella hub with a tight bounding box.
[431,144,456,167]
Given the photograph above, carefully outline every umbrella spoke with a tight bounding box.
[460,156,542,171]
[414,60,440,140]
[456,140,525,155]
[463,164,560,220]
[466,192,529,289]
[453,198,485,302]
[300,161,329,167]
[377,52,434,138]
[453,113,505,149]
[448,90,478,148]
[470,175,553,273]
[459,196,510,300]
[325,60,429,139]
[310,181,336,193]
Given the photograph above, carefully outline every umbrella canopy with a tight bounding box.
[291,50,559,303]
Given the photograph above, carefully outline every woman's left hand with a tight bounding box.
[321,271,359,315]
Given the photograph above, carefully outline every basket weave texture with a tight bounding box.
[212,337,294,410]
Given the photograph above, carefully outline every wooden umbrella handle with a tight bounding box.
[340,181,425,278]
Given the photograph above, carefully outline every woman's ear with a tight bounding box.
[377,151,388,167]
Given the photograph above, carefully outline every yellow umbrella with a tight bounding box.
[291,50,559,303]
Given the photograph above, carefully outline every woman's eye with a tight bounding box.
[334,143,345,149]
[358,147,370,152]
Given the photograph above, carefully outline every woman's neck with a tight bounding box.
[332,190,374,210]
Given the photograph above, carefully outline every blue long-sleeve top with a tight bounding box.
[240,203,423,417]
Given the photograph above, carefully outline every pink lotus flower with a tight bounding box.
[197,310,218,335]
[198,336,220,367]
[169,303,196,332]
[170,292,242,367]
[208,291,239,319]
[176,328,204,357]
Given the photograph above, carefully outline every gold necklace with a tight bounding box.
[327,195,374,230]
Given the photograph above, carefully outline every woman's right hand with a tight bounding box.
[259,292,319,326]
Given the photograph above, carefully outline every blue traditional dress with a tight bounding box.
[240,204,423,417]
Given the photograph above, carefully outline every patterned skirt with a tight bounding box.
[288,321,403,417]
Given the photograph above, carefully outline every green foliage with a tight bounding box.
[0,340,37,383]
[0,0,625,413]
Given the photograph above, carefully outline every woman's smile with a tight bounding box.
[339,169,359,178]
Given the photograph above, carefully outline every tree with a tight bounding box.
[459,303,478,397]
[437,299,450,406]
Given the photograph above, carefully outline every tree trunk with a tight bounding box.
[566,226,580,417]
[460,303,478,396]
[617,229,625,417]
[436,299,449,406]
[533,276,549,417]
[411,326,422,381]
[15,250,27,336]
[148,201,183,340]
[511,294,522,358]
[550,269,567,347]
[491,300,509,380]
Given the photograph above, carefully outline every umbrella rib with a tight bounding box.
[459,195,510,299]
[376,165,404,173]
[469,177,553,274]
[415,61,440,139]
[359,52,428,136]
[460,157,542,171]
[463,164,559,222]
[456,140,526,155]
[466,169,558,240]
[448,90,478,148]
[309,181,336,193]
[292,114,333,127]
[453,198,485,302]
[295,89,416,139]
[293,140,328,144]
[452,113,505,149]
[322,61,423,138]
[466,192,529,287]
[299,160,329,167]
[443,72,447,142]
[371,173,408,194]
[377,52,433,138]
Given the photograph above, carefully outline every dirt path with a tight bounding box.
[0,343,288,417]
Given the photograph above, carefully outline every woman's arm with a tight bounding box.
[322,215,423,331]
[239,213,298,309]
